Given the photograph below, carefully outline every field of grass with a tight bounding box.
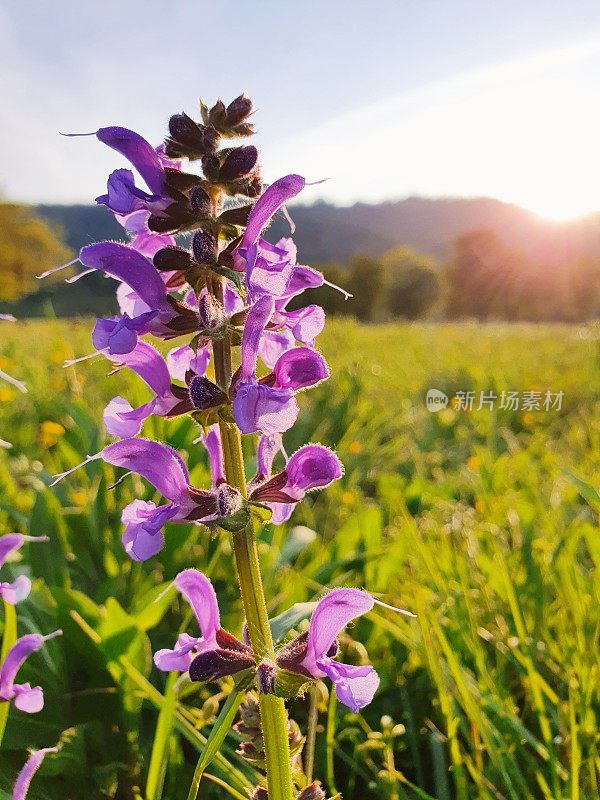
[0,318,598,800]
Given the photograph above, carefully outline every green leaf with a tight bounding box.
[185,677,252,800]
[28,490,71,589]
[269,602,317,644]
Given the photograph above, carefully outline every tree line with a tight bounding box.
[0,203,598,321]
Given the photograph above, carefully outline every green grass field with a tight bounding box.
[0,319,598,800]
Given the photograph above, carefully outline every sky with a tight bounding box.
[2,0,600,218]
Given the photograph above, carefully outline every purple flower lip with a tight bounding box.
[0,630,62,714]
[154,569,254,681]
[0,534,48,606]
[276,589,413,713]
[250,444,343,504]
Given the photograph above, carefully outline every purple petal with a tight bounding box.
[233,384,298,435]
[272,348,329,390]
[269,503,294,524]
[304,589,374,672]
[0,576,32,605]
[103,397,157,438]
[240,296,275,382]
[12,747,58,800]
[283,445,343,499]
[95,168,159,215]
[277,305,325,346]
[154,632,202,672]
[92,312,158,355]
[258,329,295,369]
[280,265,324,301]
[13,684,44,714]
[241,175,305,247]
[166,345,210,382]
[319,660,380,713]
[174,569,220,641]
[107,341,172,397]
[79,242,169,312]
[0,534,24,568]
[101,438,190,503]
[120,499,179,561]
[96,127,165,194]
[245,240,296,298]
[256,434,284,479]
[201,426,225,487]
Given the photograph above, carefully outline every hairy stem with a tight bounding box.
[210,274,295,800]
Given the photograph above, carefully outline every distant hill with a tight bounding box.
[2,196,598,318]
[37,197,600,267]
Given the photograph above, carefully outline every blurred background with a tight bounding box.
[0,3,599,800]
[2,0,600,320]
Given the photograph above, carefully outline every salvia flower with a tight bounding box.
[250,444,343,505]
[0,631,62,713]
[233,296,329,435]
[0,534,48,605]
[102,341,201,436]
[12,747,58,800]
[276,590,400,713]
[51,438,220,560]
[154,569,254,681]
[93,127,174,217]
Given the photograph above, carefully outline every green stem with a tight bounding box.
[304,683,319,783]
[0,601,17,747]
[210,275,295,800]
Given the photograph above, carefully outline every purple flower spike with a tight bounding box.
[154,569,254,681]
[250,444,343,503]
[0,631,62,713]
[278,589,378,713]
[12,747,58,800]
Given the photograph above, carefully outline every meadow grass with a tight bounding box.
[0,318,598,800]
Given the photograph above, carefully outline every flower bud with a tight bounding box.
[208,99,227,129]
[168,113,205,149]
[250,789,269,800]
[153,247,195,272]
[216,484,244,517]
[192,230,216,265]
[188,376,228,410]
[256,660,276,694]
[220,146,258,182]
[201,153,220,181]
[296,783,326,800]
[189,186,211,216]
[225,94,254,126]
[198,291,224,330]
[166,115,220,159]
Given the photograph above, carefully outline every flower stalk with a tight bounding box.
[209,271,295,800]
